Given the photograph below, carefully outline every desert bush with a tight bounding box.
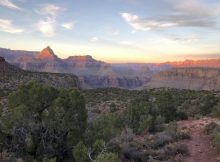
[212,132,220,152]
[212,104,220,118]
[95,152,120,162]
[164,143,189,156]
[92,108,101,114]
[110,102,118,113]
[1,81,88,161]
[151,132,172,149]
[166,122,177,138]
[73,141,90,162]
[204,122,220,134]
[175,131,191,140]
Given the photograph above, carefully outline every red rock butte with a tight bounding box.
[36,46,58,60]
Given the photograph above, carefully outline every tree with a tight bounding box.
[156,92,177,122]
[73,141,90,162]
[95,152,120,162]
[1,81,87,162]
[127,98,154,133]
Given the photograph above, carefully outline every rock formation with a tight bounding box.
[0,57,80,92]
[147,68,220,90]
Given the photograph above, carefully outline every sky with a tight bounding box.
[1,0,220,63]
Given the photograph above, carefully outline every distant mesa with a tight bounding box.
[67,55,93,60]
[36,46,58,60]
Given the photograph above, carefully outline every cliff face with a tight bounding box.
[80,75,150,89]
[168,59,220,68]
[0,57,81,91]
[147,68,220,90]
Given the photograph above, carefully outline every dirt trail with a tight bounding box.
[178,118,220,162]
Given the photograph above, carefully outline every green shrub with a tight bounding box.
[212,104,220,118]
[110,102,118,113]
[213,132,220,152]
[95,152,120,162]
[1,81,88,161]
[166,122,177,138]
[73,141,90,162]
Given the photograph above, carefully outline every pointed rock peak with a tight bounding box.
[37,46,58,60]
[0,57,5,62]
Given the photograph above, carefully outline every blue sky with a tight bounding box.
[1,0,220,63]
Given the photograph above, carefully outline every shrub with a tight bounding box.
[166,122,177,138]
[213,132,220,152]
[1,81,88,161]
[164,143,189,156]
[110,102,118,113]
[95,152,120,162]
[204,122,220,134]
[212,104,220,118]
[175,131,191,140]
[151,132,172,149]
[73,141,90,162]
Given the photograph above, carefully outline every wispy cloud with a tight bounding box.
[90,37,99,42]
[36,4,63,37]
[36,18,55,37]
[36,4,63,18]
[120,13,177,31]
[62,22,74,30]
[120,41,133,46]
[0,0,22,10]
[0,19,23,33]
[121,0,220,31]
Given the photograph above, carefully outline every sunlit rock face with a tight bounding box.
[36,46,58,61]
[147,67,220,90]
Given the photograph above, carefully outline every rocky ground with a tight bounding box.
[178,118,220,162]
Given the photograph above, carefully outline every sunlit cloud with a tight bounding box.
[0,0,22,10]
[120,13,177,31]
[0,19,23,33]
[120,41,133,46]
[121,0,220,31]
[36,18,55,37]
[36,4,64,37]
[62,22,74,30]
[131,30,137,34]
[36,4,62,18]
[90,37,99,42]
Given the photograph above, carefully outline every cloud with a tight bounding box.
[172,37,198,43]
[62,22,74,30]
[120,13,177,31]
[36,4,64,37]
[36,18,55,37]
[0,19,23,33]
[131,30,137,34]
[121,0,220,31]
[37,4,62,18]
[0,0,22,10]
[120,41,133,46]
[90,37,99,42]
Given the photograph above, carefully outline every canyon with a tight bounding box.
[1,46,220,90]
